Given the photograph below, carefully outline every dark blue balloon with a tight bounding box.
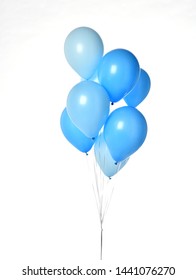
[124,69,151,107]
[104,106,147,162]
[98,49,140,102]
[60,108,95,153]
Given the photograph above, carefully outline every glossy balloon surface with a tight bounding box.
[64,27,104,79]
[104,106,147,162]
[124,69,151,107]
[67,81,110,138]
[60,108,95,153]
[98,49,140,102]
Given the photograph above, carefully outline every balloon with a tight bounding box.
[64,27,104,80]
[104,106,147,162]
[124,69,151,107]
[94,133,129,178]
[67,81,110,139]
[98,49,140,103]
[60,108,95,153]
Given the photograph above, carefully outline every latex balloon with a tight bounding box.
[124,69,151,107]
[94,133,129,177]
[60,108,95,153]
[64,27,104,80]
[67,81,110,139]
[98,49,140,102]
[104,106,147,162]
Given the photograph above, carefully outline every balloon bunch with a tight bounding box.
[60,27,151,259]
[60,27,151,178]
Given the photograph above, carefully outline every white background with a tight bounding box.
[0,0,196,279]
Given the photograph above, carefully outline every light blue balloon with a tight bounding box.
[64,27,104,80]
[124,69,151,107]
[104,106,147,162]
[60,108,95,153]
[94,133,129,178]
[98,49,140,102]
[67,81,110,139]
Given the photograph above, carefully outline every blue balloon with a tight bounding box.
[64,27,104,80]
[60,108,95,153]
[98,49,140,102]
[67,81,110,139]
[104,106,147,162]
[94,133,129,178]
[124,69,151,107]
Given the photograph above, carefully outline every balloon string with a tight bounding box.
[93,152,104,260]
[86,149,116,260]
[102,182,114,223]
[86,155,100,215]
[98,138,104,221]
[93,159,100,203]
[100,220,103,260]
